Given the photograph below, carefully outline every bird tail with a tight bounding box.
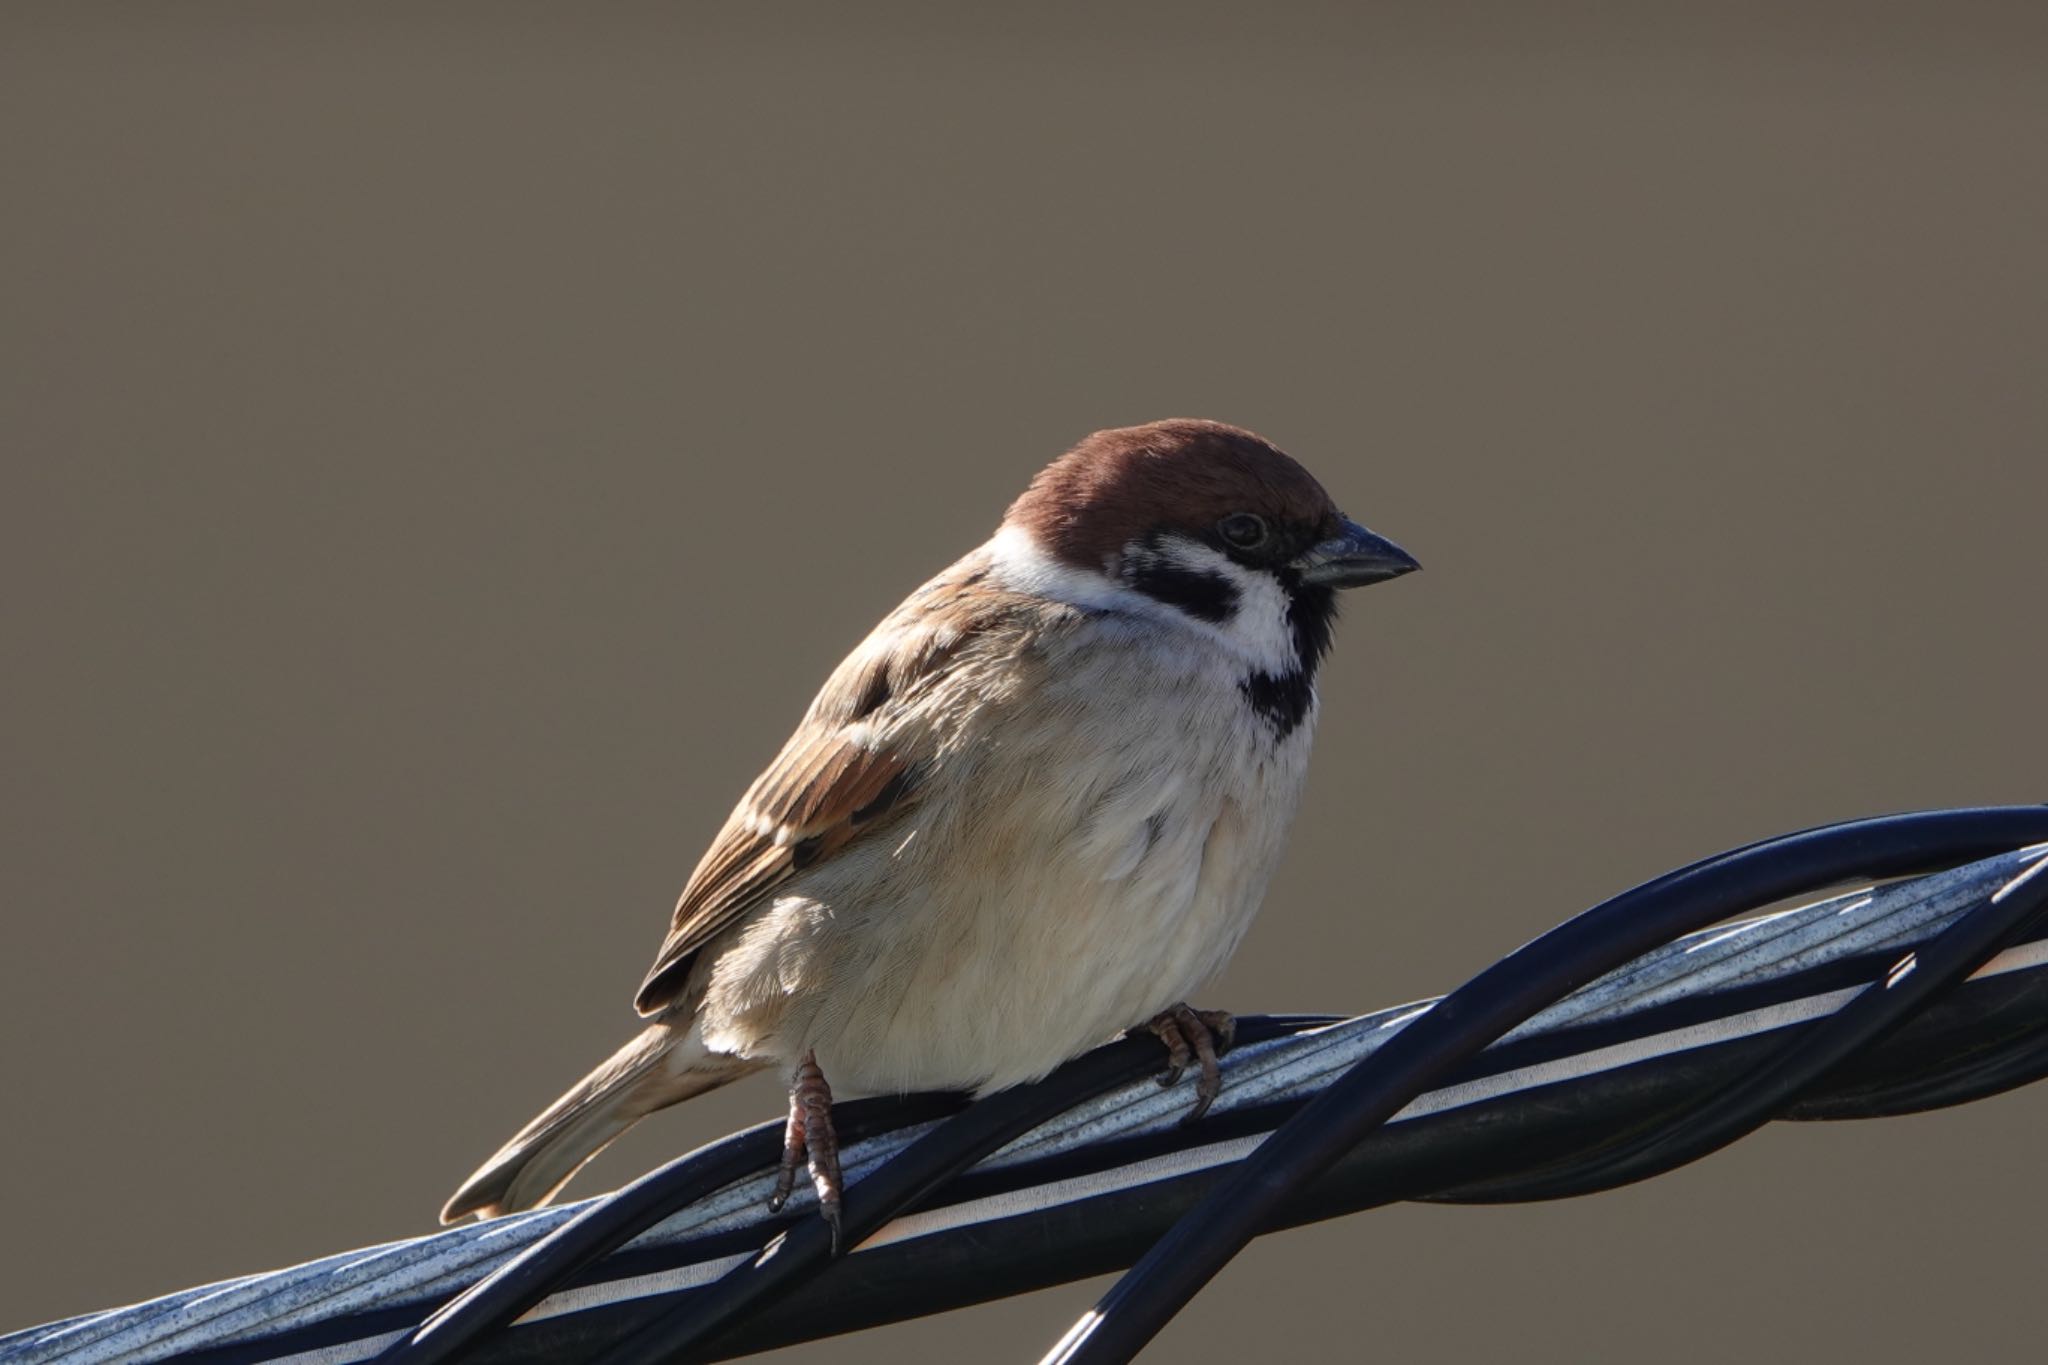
[441,1021,762,1224]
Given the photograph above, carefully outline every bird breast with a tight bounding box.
[695,611,1319,1096]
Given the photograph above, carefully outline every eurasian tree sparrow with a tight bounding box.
[442,420,1418,1239]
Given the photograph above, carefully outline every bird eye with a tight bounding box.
[1217,512,1269,550]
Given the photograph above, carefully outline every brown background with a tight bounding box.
[5,5,2046,1360]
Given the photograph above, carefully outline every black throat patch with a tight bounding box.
[1239,579,1338,739]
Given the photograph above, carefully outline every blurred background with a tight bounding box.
[5,4,2045,1359]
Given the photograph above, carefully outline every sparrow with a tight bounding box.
[441,419,1418,1241]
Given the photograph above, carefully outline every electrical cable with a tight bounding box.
[587,1018,1330,1365]
[1442,852,2048,1203]
[36,847,2048,1365]
[382,1021,1327,1365]
[373,1094,965,1365]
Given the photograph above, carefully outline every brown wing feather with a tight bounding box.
[633,739,914,1013]
[632,566,1007,1015]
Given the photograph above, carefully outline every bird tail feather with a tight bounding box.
[440,1021,760,1224]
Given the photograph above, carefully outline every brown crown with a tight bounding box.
[1004,419,1341,570]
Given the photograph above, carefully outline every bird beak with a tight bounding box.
[1294,517,1421,588]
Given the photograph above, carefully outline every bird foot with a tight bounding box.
[766,1049,844,1251]
[1141,1004,1237,1125]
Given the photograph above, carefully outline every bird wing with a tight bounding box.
[633,565,1037,1014]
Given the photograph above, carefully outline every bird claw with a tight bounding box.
[1142,1004,1236,1125]
[765,1049,844,1252]
[1152,1016,1192,1089]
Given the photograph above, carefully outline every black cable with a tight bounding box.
[1042,805,2048,1365]
[1439,852,2048,1202]
[166,930,2048,1365]
[135,886,2048,1365]
[590,1016,1332,1365]
[383,1017,1328,1365]
[376,1093,966,1365]
[1788,1018,2048,1119]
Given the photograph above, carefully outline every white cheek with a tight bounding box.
[1142,538,1299,675]
[987,525,1299,674]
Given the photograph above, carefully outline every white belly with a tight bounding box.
[696,636,1317,1095]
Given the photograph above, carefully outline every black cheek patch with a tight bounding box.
[1125,559,1240,624]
